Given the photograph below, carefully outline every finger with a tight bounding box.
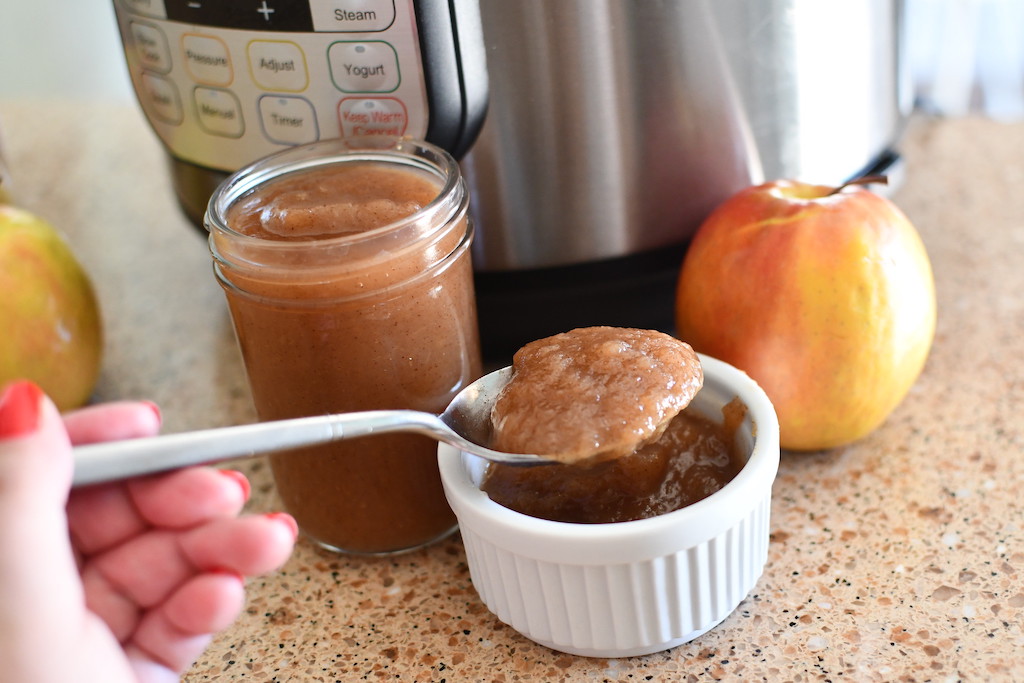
[63,401,162,446]
[81,561,140,642]
[69,468,251,555]
[180,513,298,576]
[127,572,245,674]
[87,513,297,608]
[163,571,246,634]
[0,382,82,657]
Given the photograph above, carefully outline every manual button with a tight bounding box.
[194,87,244,137]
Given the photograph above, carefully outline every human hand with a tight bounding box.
[0,381,298,683]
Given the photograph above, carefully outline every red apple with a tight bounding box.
[675,179,936,451]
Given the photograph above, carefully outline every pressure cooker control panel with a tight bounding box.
[113,0,484,171]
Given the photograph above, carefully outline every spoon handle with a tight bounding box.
[71,410,438,488]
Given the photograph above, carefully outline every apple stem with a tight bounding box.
[828,174,889,196]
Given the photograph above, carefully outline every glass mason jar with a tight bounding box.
[205,138,482,555]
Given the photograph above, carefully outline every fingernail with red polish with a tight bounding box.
[141,401,162,426]
[266,512,299,541]
[0,381,45,439]
[219,469,251,501]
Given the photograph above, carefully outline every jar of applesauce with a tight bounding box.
[205,138,482,555]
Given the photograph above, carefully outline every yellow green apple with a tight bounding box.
[0,204,102,411]
[675,179,936,451]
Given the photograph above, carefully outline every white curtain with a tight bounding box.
[907,0,1024,120]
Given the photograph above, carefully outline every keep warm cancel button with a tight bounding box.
[338,98,407,137]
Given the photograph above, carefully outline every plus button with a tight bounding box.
[256,0,275,21]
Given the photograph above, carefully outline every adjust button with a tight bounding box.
[248,40,309,92]
[328,41,399,93]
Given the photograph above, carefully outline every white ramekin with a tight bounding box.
[438,354,780,658]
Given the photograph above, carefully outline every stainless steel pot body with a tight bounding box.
[464,0,910,271]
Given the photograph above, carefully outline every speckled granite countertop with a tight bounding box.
[1,100,1022,681]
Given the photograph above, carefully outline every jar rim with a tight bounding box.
[203,136,463,249]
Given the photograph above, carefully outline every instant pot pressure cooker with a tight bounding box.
[113,0,910,358]
[112,0,486,226]
[464,0,910,355]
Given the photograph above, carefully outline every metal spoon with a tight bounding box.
[72,366,545,487]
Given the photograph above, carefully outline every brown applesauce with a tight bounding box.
[490,327,703,463]
[483,398,747,524]
[482,326,743,523]
[208,141,481,554]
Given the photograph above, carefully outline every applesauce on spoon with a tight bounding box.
[489,327,703,464]
[483,326,747,524]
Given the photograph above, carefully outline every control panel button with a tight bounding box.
[259,95,318,144]
[310,0,396,32]
[338,97,407,136]
[328,41,400,92]
[248,40,309,92]
[120,0,167,19]
[182,34,233,85]
[194,87,245,137]
[130,21,172,73]
[140,72,183,124]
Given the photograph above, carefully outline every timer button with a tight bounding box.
[182,34,233,86]
[248,40,309,92]
[129,22,171,74]
[259,95,319,145]
[194,87,244,138]
[328,41,400,93]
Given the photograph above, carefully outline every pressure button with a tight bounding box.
[182,34,233,86]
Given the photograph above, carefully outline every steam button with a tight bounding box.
[310,0,396,32]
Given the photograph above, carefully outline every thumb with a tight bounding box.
[0,381,82,643]
[0,380,74,508]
